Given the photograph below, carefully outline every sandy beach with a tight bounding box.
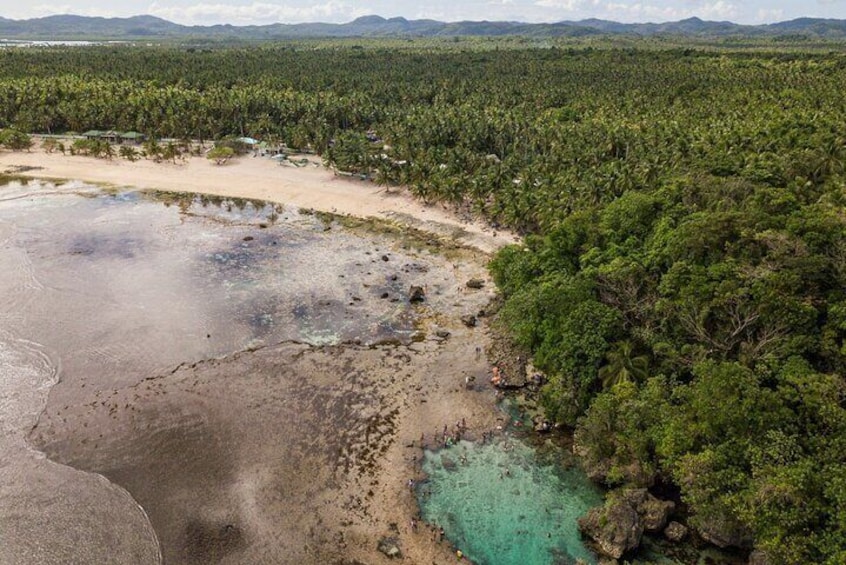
[0,142,518,255]
[0,144,523,564]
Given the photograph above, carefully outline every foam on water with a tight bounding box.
[418,438,601,565]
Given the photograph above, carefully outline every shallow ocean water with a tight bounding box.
[418,437,601,565]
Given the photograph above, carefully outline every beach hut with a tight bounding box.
[82,130,103,140]
[102,130,121,143]
[120,131,146,145]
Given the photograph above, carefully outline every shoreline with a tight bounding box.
[0,155,516,564]
[0,143,519,255]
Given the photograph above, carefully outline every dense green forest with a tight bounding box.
[0,41,844,563]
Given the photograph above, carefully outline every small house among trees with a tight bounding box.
[81,130,146,144]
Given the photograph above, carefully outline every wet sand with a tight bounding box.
[30,337,500,564]
[0,182,512,564]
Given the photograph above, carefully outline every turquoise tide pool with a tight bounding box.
[417,438,601,565]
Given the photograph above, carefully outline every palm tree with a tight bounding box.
[597,340,649,390]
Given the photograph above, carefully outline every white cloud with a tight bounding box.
[30,4,120,18]
[535,0,600,10]
[698,1,738,20]
[756,7,784,22]
[575,1,738,22]
[147,1,368,25]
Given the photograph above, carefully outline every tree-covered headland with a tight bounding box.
[0,40,844,563]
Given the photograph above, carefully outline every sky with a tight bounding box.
[1,1,845,26]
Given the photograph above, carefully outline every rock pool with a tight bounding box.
[418,437,601,565]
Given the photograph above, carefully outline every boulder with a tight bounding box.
[460,314,477,328]
[533,416,552,433]
[624,489,674,533]
[465,278,485,289]
[578,495,643,559]
[579,488,676,559]
[664,521,688,543]
[408,285,426,303]
[377,536,402,559]
[693,511,754,549]
[527,363,547,389]
[434,329,451,339]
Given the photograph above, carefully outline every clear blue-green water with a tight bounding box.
[417,437,602,565]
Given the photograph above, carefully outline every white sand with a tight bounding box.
[0,144,519,254]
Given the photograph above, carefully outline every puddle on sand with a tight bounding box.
[417,438,601,565]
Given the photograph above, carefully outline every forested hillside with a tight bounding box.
[1,14,846,40]
[0,42,844,563]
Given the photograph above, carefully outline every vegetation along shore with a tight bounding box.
[1,36,845,564]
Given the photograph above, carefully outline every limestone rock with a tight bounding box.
[460,314,477,328]
[526,362,547,390]
[533,416,552,433]
[693,511,754,549]
[408,285,425,303]
[579,488,676,559]
[578,496,643,559]
[664,521,688,542]
[625,489,674,532]
[377,536,402,559]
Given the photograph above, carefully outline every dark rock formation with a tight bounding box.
[664,521,688,542]
[578,493,643,559]
[460,314,477,327]
[408,285,425,303]
[692,511,754,549]
[377,536,401,558]
[465,278,485,289]
[579,488,676,559]
[627,489,674,533]
[533,416,552,433]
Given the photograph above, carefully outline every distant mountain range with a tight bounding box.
[1,14,846,40]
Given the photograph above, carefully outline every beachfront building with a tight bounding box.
[101,130,121,143]
[120,131,146,145]
[80,130,146,144]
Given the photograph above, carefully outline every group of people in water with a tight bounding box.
[401,364,526,562]
[417,416,470,450]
